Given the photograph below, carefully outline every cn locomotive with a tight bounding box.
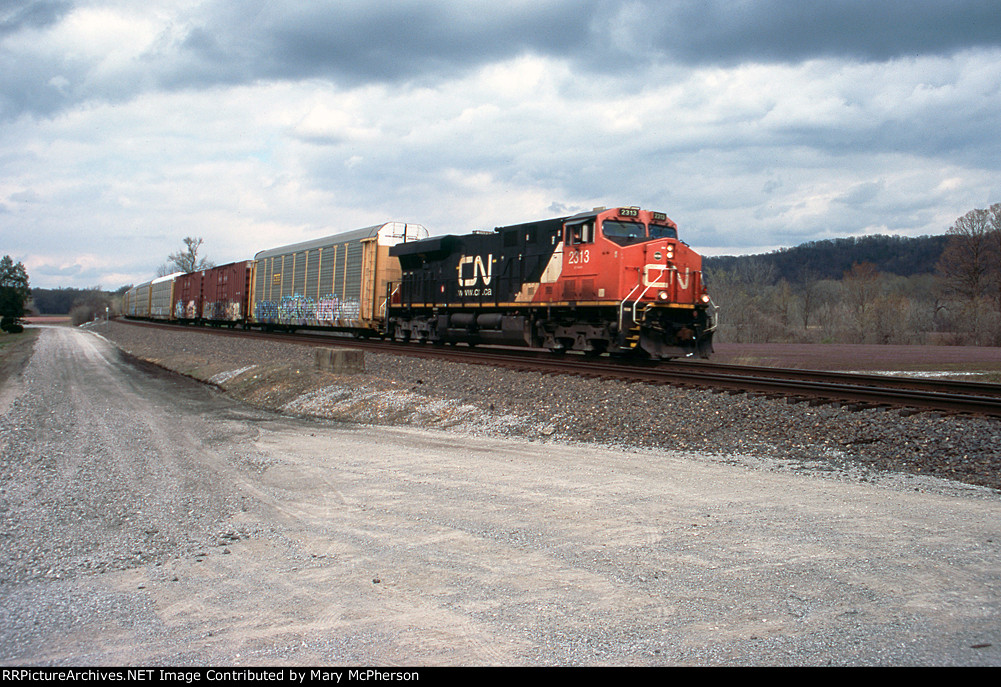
[389,206,715,358]
[124,207,716,359]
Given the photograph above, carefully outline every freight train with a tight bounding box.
[123,208,716,359]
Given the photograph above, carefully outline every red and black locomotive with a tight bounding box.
[388,206,715,358]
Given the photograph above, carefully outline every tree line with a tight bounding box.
[703,203,1001,346]
[8,218,1001,346]
[4,237,214,327]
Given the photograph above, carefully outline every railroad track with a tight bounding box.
[119,319,1001,418]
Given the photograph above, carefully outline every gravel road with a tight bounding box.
[1,324,999,666]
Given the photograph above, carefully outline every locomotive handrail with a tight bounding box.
[618,267,665,332]
[618,281,644,331]
[706,298,720,333]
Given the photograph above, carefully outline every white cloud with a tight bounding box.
[1,2,1000,288]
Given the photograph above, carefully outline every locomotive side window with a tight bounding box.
[601,220,646,245]
[565,221,594,245]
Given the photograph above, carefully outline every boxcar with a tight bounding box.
[250,222,428,332]
[172,271,204,321]
[202,260,252,325]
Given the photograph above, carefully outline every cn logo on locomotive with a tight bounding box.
[642,265,691,289]
[457,254,493,287]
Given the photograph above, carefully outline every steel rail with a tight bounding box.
[117,319,1001,418]
[661,359,1001,398]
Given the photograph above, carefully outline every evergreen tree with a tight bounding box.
[0,255,31,332]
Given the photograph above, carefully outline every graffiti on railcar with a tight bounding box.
[255,294,360,324]
[174,300,199,319]
[204,301,242,322]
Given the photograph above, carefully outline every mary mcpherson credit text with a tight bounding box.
[2,669,420,683]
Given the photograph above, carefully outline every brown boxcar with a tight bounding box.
[172,271,203,321]
[201,261,252,325]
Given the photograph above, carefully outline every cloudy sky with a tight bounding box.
[2,0,1001,289]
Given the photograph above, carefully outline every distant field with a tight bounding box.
[23,315,71,325]
[713,342,1001,378]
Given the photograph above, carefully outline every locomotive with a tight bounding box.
[123,207,715,359]
[388,206,715,358]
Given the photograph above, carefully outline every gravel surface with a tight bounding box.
[4,323,1000,666]
[0,328,250,588]
[91,320,1001,494]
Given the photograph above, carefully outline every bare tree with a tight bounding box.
[842,262,880,343]
[989,202,1001,315]
[796,267,821,332]
[936,207,998,344]
[167,237,214,274]
[937,208,993,303]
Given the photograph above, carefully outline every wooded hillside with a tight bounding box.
[702,205,1001,346]
[703,234,949,281]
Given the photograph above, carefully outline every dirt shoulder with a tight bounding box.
[0,329,39,410]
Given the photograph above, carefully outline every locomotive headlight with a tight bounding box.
[658,291,669,300]
[700,294,710,303]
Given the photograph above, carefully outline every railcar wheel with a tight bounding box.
[584,341,607,358]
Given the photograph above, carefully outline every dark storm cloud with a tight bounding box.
[166,0,1001,90]
[629,0,1001,66]
[176,1,1001,86]
[6,0,1001,121]
[0,0,71,37]
[167,1,596,87]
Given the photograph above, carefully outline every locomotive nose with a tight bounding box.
[647,242,674,262]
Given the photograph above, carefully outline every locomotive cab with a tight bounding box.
[556,207,714,358]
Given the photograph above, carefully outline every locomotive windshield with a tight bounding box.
[602,220,645,244]
[602,220,677,245]
[649,224,678,240]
